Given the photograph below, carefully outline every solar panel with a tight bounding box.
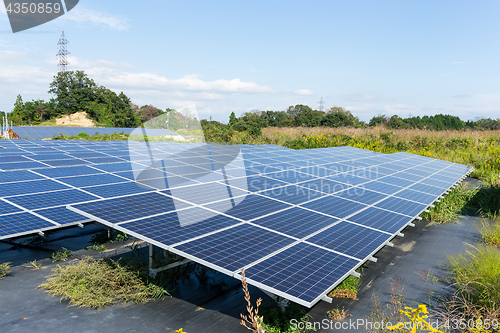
[0,139,473,308]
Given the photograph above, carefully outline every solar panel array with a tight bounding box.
[0,139,209,239]
[0,138,472,307]
[41,139,472,308]
[8,126,179,140]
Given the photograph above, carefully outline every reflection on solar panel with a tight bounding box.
[0,138,472,307]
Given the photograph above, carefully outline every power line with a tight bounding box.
[318,97,325,112]
[57,31,70,73]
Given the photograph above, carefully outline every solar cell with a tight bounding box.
[0,170,44,183]
[374,197,427,216]
[70,192,192,224]
[0,200,23,215]
[7,189,98,210]
[347,207,412,233]
[120,207,241,245]
[305,221,391,259]
[301,196,368,218]
[242,242,359,304]
[0,212,58,239]
[251,207,339,239]
[332,188,387,205]
[173,224,296,273]
[57,173,130,187]
[0,179,71,197]
[204,194,291,221]
[82,182,153,198]
[259,184,325,205]
[34,207,92,225]
[0,161,49,170]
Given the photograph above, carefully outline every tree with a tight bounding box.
[48,70,140,127]
[387,115,405,129]
[138,105,159,122]
[286,104,312,117]
[49,70,98,115]
[322,107,356,127]
[229,111,237,126]
[369,114,387,126]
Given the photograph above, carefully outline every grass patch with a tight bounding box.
[328,274,360,299]
[468,182,500,220]
[38,257,169,309]
[0,262,12,279]
[85,244,108,251]
[476,219,500,247]
[326,307,351,321]
[421,184,476,223]
[51,248,72,262]
[445,244,500,321]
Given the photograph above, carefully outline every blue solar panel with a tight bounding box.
[0,139,473,309]
[251,207,339,239]
[0,212,57,239]
[0,179,71,196]
[91,162,138,172]
[361,181,404,195]
[173,224,296,272]
[0,170,44,183]
[7,189,98,210]
[0,200,23,215]
[120,207,241,245]
[306,221,392,259]
[409,183,446,196]
[57,174,129,187]
[347,207,412,233]
[332,188,387,205]
[204,194,291,221]
[34,165,104,178]
[328,174,370,186]
[0,161,49,170]
[301,196,368,219]
[68,152,110,158]
[243,243,359,303]
[394,189,439,204]
[378,175,416,188]
[163,182,248,205]
[85,157,126,164]
[82,182,153,198]
[34,207,91,225]
[227,175,288,192]
[42,159,91,167]
[262,171,317,184]
[0,156,33,163]
[297,178,348,194]
[259,185,325,205]
[374,197,427,216]
[27,154,72,161]
[70,192,192,224]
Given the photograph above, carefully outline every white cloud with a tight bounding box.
[293,89,314,96]
[62,7,130,31]
[246,68,262,73]
[334,92,376,102]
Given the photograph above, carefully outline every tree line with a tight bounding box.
[2,70,499,133]
[3,70,198,131]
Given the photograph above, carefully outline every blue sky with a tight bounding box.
[1,0,499,123]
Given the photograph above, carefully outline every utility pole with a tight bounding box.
[57,31,70,73]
